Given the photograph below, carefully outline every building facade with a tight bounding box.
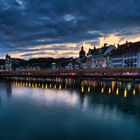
[86,47,96,69]
[5,54,12,71]
[111,41,140,68]
[87,44,116,69]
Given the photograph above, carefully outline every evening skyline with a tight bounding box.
[0,0,140,59]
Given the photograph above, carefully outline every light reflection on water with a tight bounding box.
[13,80,140,97]
[0,79,140,140]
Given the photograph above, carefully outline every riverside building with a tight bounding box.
[111,41,140,68]
[87,44,116,69]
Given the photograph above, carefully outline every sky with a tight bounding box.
[0,0,140,59]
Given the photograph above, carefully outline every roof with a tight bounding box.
[112,41,140,56]
[87,48,96,56]
[94,46,109,56]
[93,45,115,56]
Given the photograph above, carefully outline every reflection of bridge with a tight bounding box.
[12,79,139,98]
[1,69,140,81]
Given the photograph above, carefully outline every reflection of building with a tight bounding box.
[111,41,140,68]
[87,44,116,69]
[5,54,12,71]
[6,81,12,97]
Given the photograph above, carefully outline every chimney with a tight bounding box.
[117,44,120,48]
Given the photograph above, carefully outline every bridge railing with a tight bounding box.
[0,68,140,78]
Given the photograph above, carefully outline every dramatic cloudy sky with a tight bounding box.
[0,0,140,59]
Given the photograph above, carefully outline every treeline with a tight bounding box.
[0,57,73,69]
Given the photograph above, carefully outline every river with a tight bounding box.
[0,78,140,140]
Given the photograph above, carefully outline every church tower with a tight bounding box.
[79,46,85,59]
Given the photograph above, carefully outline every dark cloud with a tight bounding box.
[0,0,140,57]
[12,45,81,53]
[21,51,55,58]
[61,52,78,55]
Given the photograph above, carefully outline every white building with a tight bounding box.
[65,63,73,70]
[52,63,56,70]
[5,54,12,71]
[87,44,116,69]
[111,41,140,68]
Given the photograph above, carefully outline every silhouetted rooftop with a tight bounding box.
[112,41,140,56]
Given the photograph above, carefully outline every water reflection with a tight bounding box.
[0,81,12,98]
[116,87,119,96]
[1,79,140,118]
[12,79,140,98]
[1,79,140,139]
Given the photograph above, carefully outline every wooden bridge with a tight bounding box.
[1,68,140,81]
